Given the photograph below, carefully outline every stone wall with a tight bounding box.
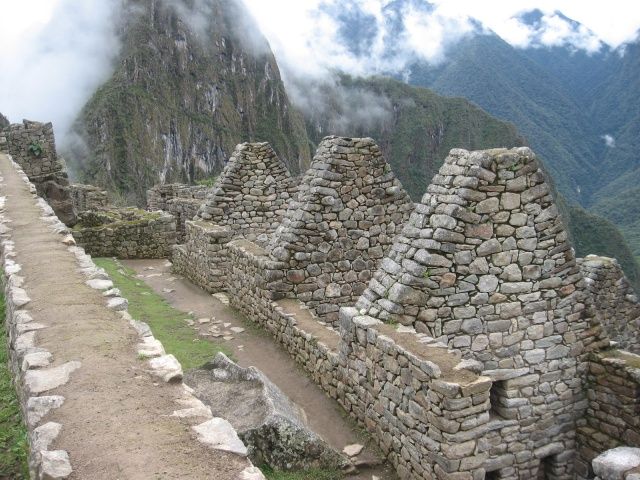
[1,120,76,225]
[580,256,640,354]
[266,136,414,323]
[352,147,613,478]
[172,221,232,292]
[194,142,297,242]
[225,239,492,480]
[147,184,208,240]
[577,351,640,478]
[171,142,297,291]
[69,183,108,214]
[72,208,176,258]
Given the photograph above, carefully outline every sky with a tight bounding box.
[0,0,639,141]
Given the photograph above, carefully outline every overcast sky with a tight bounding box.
[0,0,639,138]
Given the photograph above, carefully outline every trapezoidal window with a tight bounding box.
[490,380,506,418]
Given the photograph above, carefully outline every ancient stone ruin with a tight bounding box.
[0,120,76,225]
[3,117,640,479]
[150,141,640,479]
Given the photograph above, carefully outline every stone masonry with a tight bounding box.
[580,256,640,354]
[72,208,176,258]
[147,184,209,241]
[172,142,297,291]
[69,183,109,214]
[151,142,640,480]
[194,142,297,242]
[266,136,414,323]
[1,120,76,225]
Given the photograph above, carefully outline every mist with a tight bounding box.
[0,0,122,148]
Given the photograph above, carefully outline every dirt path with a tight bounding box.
[0,154,249,479]
[123,259,398,480]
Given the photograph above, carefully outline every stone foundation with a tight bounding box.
[72,208,176,258]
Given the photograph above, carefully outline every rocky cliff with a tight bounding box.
[69,0,311,203]
[0,112,9,129]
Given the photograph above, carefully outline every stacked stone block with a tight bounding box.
[69,184,108,214]
[577,352,640,478]
[3,120,76,225]
[72,208,176,258]
[195,142,296,242]
[171,142,297,291]
[172,221,232,291]
[354,147,610,478]
[266,136,414,324]
[580,256,640,354]
[147,184,208,241]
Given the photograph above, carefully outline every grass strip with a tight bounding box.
[93,258,232,370]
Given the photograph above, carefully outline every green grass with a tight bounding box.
[260,465,344,480]
[0,285,29,478]
[93,258,232,370]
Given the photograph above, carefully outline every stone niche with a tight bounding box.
[355,147,611,479]
[265,136,414,323]
[2,120,76,225]
[72,208,176,258]
[171,142,297,291]
[580,255,640,354]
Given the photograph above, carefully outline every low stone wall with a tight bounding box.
[172,221,232,292]
[226,238,491,480]
[72,208,176,258]
[577,351,640,478]
[69,183,108,213]
[580,256,640,354]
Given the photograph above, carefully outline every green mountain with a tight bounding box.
[300,74,640,288]
[68,0,311,204]
[302,75,525,197]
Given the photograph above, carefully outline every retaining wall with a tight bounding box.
[72,208,177,258]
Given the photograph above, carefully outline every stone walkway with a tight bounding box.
[0,153,251,479]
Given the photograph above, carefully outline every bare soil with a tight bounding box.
[0,154,248,479]
[123,258,398,480]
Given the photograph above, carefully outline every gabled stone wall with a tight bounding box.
[266,136,413,323]
[353,147,610,478]
[195,142,297,242]
[580,256,640,354]
[171,142,298,291]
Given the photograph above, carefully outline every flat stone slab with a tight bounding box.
[593,447,640,480]
[25,361,81,394]
[39,450,72,479]
[27,396,65,427]
[149,354,183,383]
[185,353,348,470]
[86,279,113,290]
[192,418,248,456]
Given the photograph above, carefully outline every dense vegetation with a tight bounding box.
[69,0,311,204]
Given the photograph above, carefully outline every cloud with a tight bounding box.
[602,134,616,148]
[0,0,122,147]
